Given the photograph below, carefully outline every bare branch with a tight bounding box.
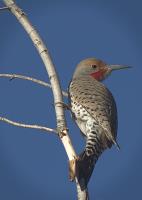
[76,178,89,200]
[0,73,68,97]
[0,116,57,133]
[0,6,9,11]
[3,0,88,199]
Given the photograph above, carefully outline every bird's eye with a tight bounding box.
[91,64,97,69]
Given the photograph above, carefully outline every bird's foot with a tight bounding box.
[54,101,71,110]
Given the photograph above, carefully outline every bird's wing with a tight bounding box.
[69,77,118,146]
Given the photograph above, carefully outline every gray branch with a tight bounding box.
[0,116,56,133]
[3,0,88,199]
[0,6,9,10]
[0,73,68,97]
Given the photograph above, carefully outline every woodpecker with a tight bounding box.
[68,58,130,189]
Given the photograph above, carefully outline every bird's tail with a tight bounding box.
[76,151,97,190]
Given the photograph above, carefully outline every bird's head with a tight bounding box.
[73,58,131,81]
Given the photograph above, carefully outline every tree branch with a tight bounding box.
[0,116,56,133]
[0,73,68,97]
[0,6,9,11]
[76,178,89,200]
[3,0,88,199]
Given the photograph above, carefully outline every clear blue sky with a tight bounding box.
[0,0,141,200]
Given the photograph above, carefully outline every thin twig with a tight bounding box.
[0,116,57,133]
[0,73,68,97]
[0,6,9,11]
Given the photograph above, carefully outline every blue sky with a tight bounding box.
[0,0,141,199]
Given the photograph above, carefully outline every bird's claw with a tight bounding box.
[55,101,71,110]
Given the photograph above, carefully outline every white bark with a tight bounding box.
[3,0,75,161]
[3,0,89,199]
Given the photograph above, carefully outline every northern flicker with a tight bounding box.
[68,58,130,189]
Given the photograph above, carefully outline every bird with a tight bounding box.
[68,57,130,189]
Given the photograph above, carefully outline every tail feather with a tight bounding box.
[76,151,96,190]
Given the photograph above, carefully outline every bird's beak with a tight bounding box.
[109,65,132,72]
